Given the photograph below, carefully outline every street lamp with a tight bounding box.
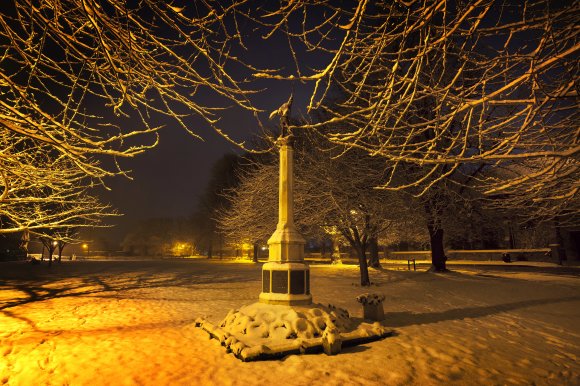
[82,243,89,258]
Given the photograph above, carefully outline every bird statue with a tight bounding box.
[269,93,293,138]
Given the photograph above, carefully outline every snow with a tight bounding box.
[1,259,579,385]
[217,302,354,342]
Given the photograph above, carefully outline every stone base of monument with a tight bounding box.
[259,262,312,305]
[194,302,393,362]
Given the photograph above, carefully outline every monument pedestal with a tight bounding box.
[259,262,311,305]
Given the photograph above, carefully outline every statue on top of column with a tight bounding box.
[269,93,293,138]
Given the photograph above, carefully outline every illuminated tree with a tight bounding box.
[300,134,416,283]
[216,159,277,259]
[250,0,579,224]
[1,0,259,169]
[1,1,259,233]
[37,225,79,265]
[5,0,576,247]
[0,146,112,234]
[482,159,579,227]
[218,131,416,285]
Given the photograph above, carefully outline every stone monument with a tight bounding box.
[194,94,392,362]
[259,94,312,306]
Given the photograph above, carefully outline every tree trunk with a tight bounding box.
[253,243,259,263]
[207,239,213,259]
[355,245,371,286]
[553,219,567,265]
[428,224,447,272]
[57,243,65,263]
[330,235,342,264]
[368,236,381,268]
[20,229,30,255]
[48,246,55,267]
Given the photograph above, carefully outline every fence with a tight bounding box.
[388,248,551,262]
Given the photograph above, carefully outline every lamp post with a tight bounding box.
[259,95,311,306]
[82,243,89,258]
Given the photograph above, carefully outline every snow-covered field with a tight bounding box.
[1,259,578,385]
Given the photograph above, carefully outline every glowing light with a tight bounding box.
[174,242,194,257]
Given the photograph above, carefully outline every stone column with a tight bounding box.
[259,136,312,305]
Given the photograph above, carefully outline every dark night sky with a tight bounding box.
[92,124,242,246]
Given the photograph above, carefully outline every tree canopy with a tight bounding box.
[2,0,577,239]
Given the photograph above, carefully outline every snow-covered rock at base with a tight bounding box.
[321,326,342,355]
[196,302,392,361]
[219,302,353,343]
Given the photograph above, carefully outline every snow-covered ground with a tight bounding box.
[0,259,578,385]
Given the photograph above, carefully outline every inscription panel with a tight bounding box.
[262,270,270,293]
[290,270,305,294]
[271,270,288,294]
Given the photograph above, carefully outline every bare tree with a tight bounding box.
[6,1,576,246]
[482,158,579,227]
[218,130,416,285]
[249,0,579,222]
[36,226,79,265]
[217,160,278,258]
[38,235,58,266]
[0,150,113,234]
[1,1,261,233]
[1,1,259,169]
